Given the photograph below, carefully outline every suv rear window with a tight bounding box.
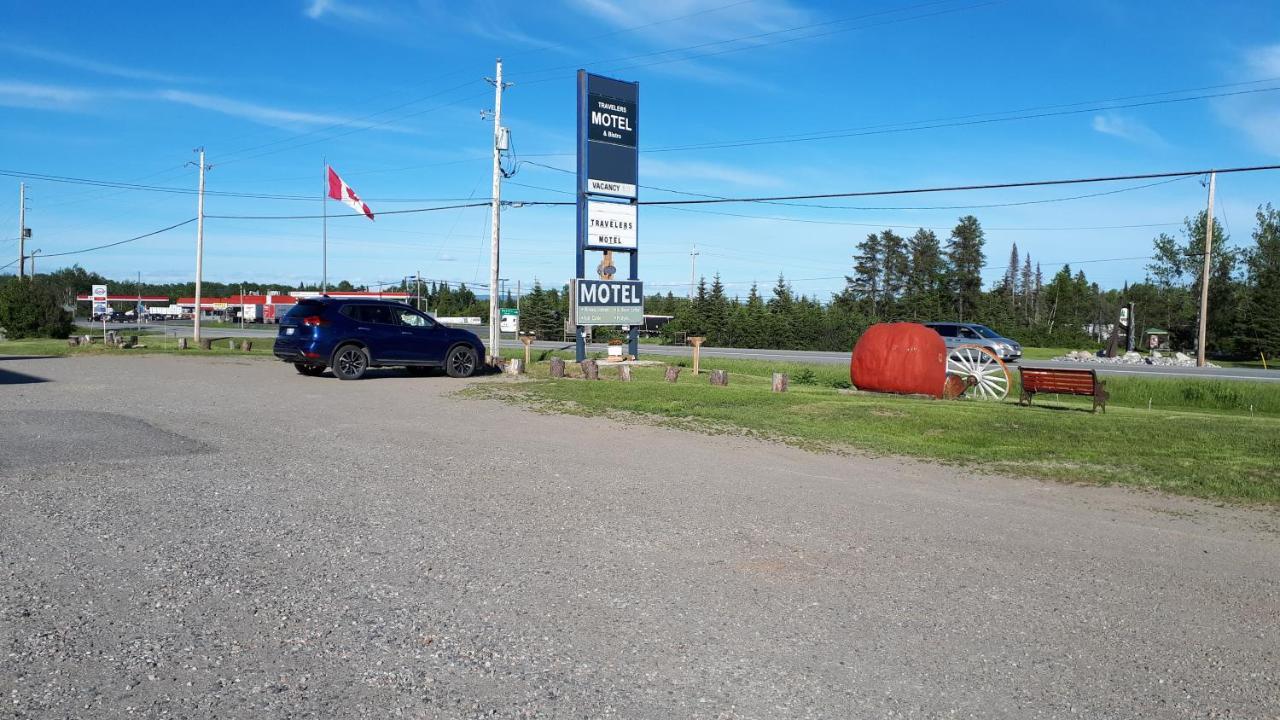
[284,300,325,318]
[341,304,396,324]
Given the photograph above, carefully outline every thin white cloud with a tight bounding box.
[1090,113,1167,147]
[0,81,96,110]
[303,0,381,23]
[642,157,781,187]
[1,44,197,84]
[1215,44,1280,157]
[0,79,412,133]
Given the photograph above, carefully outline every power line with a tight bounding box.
[520,78,1280,158]
[206,201,492,221]
[636,164,1280,205]
[34,218,197,259]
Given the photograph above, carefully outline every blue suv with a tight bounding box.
[273,297,486,380]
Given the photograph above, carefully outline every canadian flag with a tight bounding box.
[327,166,375,221]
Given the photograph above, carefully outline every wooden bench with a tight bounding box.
[1018,366,1110,413]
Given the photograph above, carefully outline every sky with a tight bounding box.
[1,0,1278,300]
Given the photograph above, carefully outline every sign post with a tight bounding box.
[577,70,639,362]
[92,284,108,342]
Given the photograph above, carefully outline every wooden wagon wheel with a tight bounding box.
[946,344,1011,401]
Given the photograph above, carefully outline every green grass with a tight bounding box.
[480,354,1280,503]
[0,335,274,357]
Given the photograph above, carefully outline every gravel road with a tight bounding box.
[2,354,1277,718]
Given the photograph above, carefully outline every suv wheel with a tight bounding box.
[445,345,478,378]
[294,362,325,377]
[332,345,369,380]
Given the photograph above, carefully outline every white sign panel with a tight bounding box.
[587,178,636,199]
[586,201,637,250]
[91,284,108,301]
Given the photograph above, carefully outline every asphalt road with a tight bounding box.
[2,354,1277,718]
[98,321,1280,383]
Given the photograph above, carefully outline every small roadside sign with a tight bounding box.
[499,307,519,333]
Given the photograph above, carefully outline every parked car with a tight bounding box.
[272,297,486,380]
[923,322,1022,361]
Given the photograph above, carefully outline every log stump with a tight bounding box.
[550,357,566,378]
[242,340,253,352]
[772,372,788,393]
[580,359,599,380]
[664,366,681,383]
[709,369,728,386]
[505,358,524,375]
[619,365,632,382]
[199,338,212,351]
[67,337,80,348]
[178,337,188,350]
[228,340,238,350]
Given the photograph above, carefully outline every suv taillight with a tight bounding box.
[303,315,328,327]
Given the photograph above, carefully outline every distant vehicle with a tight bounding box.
[272,297,486,380]
[923,322,1022,362]
[94,311,131,323]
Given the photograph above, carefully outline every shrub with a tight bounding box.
[0,278,74,339]
[793,368,817,385]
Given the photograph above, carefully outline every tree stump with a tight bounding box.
[664,366,681,383]
[619,365,632,382]
[709,369,728,386]
[67,337,80,347]
[505,358,524,375]
[772,372,788,393]
[242,340,253,352]
[82,335,92,345]
[199,338,212,351]
[177,337,188,350]
[550,357,566,378]
[581,359,599,380]
[126,335,138,348]
[106,331,117,344]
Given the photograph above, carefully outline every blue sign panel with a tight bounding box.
[577,71,640,359]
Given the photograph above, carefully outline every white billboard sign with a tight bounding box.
[586,201,637,250]
[91,284,108,301]
[587,178,636,199]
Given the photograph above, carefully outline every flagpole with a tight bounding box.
[322,157,328,294]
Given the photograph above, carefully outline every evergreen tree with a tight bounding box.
[848,232,883,317]
[904,228,946,321]
[879,229,909,317]
[706,274,731,344]
[946,215,986,321]
[1244,204,1280,356]
[1003,243,1020,312]
[1020,255,1034,323]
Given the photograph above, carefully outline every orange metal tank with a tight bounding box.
[849,322,948,398]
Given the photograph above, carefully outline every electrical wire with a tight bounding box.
[33,218,197,259]
[206,202,492,221]
[636,164,1280,205]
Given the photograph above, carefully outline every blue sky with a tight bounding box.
[1,0,1278,299]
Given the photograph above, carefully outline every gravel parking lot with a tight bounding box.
[2,354,1278,718]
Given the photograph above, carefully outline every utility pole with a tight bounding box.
[1196,171,1216,367]
[137,271,142,332]
[17,183,26,280]
[240,283,245,331]
[28,249,39,276]
[416,271,422,312]
[688,243,699,300]
[485,58,511,364]
[191,148,209,344]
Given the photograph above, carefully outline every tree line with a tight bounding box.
[6,204,1278,358]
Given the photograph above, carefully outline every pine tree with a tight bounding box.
[706,274,730,344]
[1020,255,1034,324]
[905,228,945,321]
[1244,204,1280,356]
[1034,262,1044,323]
[1004,243,1020,312]
[848,232,883,317]
[879,229,909,318]
[946,215,986,321]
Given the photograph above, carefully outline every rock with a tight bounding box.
[1151,350,1162,359]
[549,357,565,378]
[1174,352,1191,363]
